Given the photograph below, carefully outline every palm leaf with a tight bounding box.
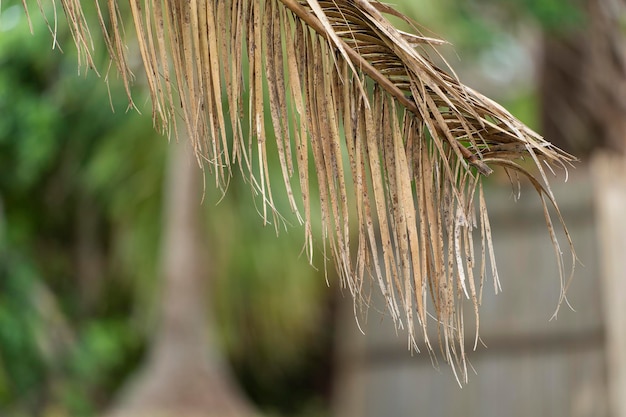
[26,0,576,380]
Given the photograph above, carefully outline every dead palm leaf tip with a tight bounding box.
[33,0,577,380]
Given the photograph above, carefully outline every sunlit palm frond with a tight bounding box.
[27,0,576,380]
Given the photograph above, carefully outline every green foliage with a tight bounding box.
[0,2,157,415]
[0,262,45,409]
[516,0,584,31]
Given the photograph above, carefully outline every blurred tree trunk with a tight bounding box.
[104,139,255,417]
[541,1,626,416]
[540,0,626,157]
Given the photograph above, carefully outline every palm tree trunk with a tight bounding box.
[104,138,255,417]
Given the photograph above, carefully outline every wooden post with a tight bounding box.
[593,153,626,417]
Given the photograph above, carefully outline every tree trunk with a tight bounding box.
[540,0,626,156]
[104,139,255,417]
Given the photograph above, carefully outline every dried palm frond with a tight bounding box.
[26,0,576,380]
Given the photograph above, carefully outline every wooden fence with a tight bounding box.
[333,166,608,417]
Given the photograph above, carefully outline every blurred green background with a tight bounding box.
[0,0,590,416]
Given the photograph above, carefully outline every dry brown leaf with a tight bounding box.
[27,0,577,382]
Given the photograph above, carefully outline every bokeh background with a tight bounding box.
[0,0,624,416]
